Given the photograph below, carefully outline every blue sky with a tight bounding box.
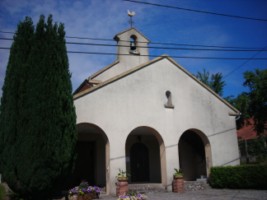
[0,0,267,99]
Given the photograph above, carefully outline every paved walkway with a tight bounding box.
[99,189,267,200]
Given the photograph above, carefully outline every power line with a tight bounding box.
[0,30,115,42]
[1,37,266,52]
[0,31,13,34]
[143,41,261,50]
[124,0,267,22]
[0,47,9,50]
[1,46,267,60]
[66,36,264,50]
[68,51,267,60]
[0,30,264,50]
[64,40,267,52]
[67,35,114,42]
[224,47,267,79]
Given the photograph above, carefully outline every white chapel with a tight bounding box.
[72,27,240,194]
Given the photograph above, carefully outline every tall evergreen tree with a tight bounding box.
[0,15,76,199]
[0,16,34,188]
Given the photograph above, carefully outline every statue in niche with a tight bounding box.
[164,90,174,109]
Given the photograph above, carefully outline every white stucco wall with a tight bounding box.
[74,57,240,194]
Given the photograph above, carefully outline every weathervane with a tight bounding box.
[127,10,136,28]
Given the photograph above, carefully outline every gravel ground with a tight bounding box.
[99,189,267,200]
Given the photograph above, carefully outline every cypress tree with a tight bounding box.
[0,15,77,199]
[0,16,34,190]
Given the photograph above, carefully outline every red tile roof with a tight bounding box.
[237,118,267,140]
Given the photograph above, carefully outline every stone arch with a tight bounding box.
[72,123,110,193]
[178,129,212,181]
[125,126,166,185]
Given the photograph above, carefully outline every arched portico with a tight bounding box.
[71,123,110,193]
[125,126,166,185]
[178,129,212,181]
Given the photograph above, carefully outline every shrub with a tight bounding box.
[0,184,6,200]
[209,164,267,189]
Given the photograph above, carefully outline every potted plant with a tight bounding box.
[173,168,183,179]
[116,169,130,196]
[172,168,184,193]
[69,181,100,200]
[116,169,130,181]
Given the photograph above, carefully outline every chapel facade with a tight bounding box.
[73,27,240,194]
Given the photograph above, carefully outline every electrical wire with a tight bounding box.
[0,37,266,52]
[59,41,267,52]
[224,47,267,79]
[68,51,267,60]
[0,30,263,50]
[1,46,266,60]
[124,0,267,22]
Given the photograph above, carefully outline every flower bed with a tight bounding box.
[69,181,100,200]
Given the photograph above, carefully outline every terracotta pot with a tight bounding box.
[172,177,184,193]
[76,194,93,200]
[90,191,99,199]
[116,179,128,197]
[117,177,128,181]
[173,175,183,179]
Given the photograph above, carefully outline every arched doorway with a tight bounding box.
[126,126,166,184]
[70,123,109,191]
[178,129,211,181]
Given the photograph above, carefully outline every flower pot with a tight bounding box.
[172,176,184,193]
[69,195,92,200]
[89,191,98,199]
[117,177,128,181]
[173,175,183,179]
[77,194,93,200]
[116,179,128,196]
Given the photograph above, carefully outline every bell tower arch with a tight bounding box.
[114,28,150,69]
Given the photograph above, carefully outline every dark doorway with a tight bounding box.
[179,131,207,181]
[72,141,96,186]
[130,142,149,182]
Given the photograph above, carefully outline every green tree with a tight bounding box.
[226,93,250,129]
[243,69,267,134]
[0,16,34,188]
[0,15,77,199]
[196,69,225,96]
[227,69,267,134]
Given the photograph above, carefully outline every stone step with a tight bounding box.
[124,180,211,194]
[184,180,211,191]
[128,183,165,193]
